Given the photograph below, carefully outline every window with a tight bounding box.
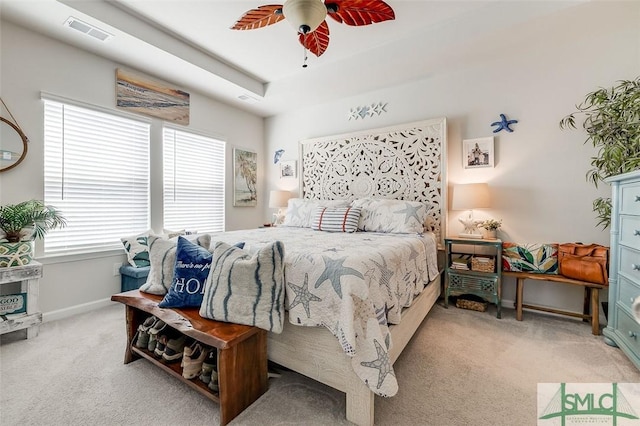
[43,97,150,254]
[163,127,225,233]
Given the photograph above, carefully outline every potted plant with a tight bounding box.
[559,77,640,228]
[480,219,502,239]
[0,200,66,267]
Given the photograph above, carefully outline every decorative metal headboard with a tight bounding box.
[299,117,447,243]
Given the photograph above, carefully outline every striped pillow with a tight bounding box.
[199,241,286,333]
[312,207,361,233]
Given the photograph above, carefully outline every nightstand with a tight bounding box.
[444,237,503,318]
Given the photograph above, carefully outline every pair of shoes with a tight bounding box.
[134,316,157,349]
[145,318,166,352]
[152,328,187,363]
[199,350,219,392]
[182,342,209,379]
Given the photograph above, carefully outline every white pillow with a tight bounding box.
[200,241,285,333]
[283,198,350,228]
[311,206,361,233]
[120,230,152,267]
[139,234,211,295]
[352,198,428,233]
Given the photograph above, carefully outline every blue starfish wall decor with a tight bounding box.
[273,149,285,164]
[491,114,518,133]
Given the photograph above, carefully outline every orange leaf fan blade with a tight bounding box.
[326,0,395,26]
[299,21,330,57]
[231,5,285,30]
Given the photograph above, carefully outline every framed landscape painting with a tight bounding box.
[233,148,257,206]
[115,68,190,125]
[463,137,494,169]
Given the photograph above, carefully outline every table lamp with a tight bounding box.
[451,183,490,238]
[269,190,292,225]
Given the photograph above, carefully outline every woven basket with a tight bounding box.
[455,297,488,312]
[471,256,495,272]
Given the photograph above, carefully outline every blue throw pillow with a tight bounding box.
[159,237,213,308]
[159,237,245,308]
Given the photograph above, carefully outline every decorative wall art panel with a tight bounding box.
[116,68,190,125]
[300,118,447,242]
[233,148,258,207]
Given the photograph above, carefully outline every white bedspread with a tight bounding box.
[206,227,439,397]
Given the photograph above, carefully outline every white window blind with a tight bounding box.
[43,98,150,254]
[163,127,225,233]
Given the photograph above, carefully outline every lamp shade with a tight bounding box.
[269,190,292,208]
[451,183,490,210]
[282,0,327,34]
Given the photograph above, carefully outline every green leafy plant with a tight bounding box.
[480,219,502,231]
[559,77,640,228]
[0,200,66,243]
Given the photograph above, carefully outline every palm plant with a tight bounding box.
[559,76,640,228]
[0,200,66,243]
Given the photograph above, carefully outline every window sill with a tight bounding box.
[37,248,125,265]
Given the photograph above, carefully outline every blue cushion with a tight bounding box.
[120,265,150,292]
[120,265,151,279]
[158,237,213,308]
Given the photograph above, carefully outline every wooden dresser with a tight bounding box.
[603,170,640,369]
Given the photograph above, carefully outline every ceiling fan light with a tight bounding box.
[282,0,327,34]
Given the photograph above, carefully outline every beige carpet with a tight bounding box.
[1,302,639,425]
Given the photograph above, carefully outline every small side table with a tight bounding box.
[0,261,43,338]
[444,237,503,318]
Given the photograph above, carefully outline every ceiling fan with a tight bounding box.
[231,0,395,63]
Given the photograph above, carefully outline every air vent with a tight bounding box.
[238,94,261,104]
[64,17,113,42]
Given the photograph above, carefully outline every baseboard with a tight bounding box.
[43,298,114,323]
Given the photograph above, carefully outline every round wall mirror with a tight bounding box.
[0,116,28,173]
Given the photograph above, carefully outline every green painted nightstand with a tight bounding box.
[444,236,503,318]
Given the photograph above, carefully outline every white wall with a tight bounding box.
[0,20,265,318]
[264,2,640,316]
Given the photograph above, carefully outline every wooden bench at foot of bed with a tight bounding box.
[111,290,268,426]
[503,271,606,335]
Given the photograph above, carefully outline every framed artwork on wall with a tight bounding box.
[233,148,257,207]
[115,68,190,125]
[280,160,296,178]
[463,137,494,169]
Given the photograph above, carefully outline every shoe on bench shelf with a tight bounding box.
[162,334,188,363]
[181,339,199,367]
[134,316,157,349]
[199,349,217,384]
[154,334,168,358]
[148,319,166,336]
[182,343,208,379]
[199,349,219,392]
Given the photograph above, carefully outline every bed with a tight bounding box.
[242,118,447,425]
